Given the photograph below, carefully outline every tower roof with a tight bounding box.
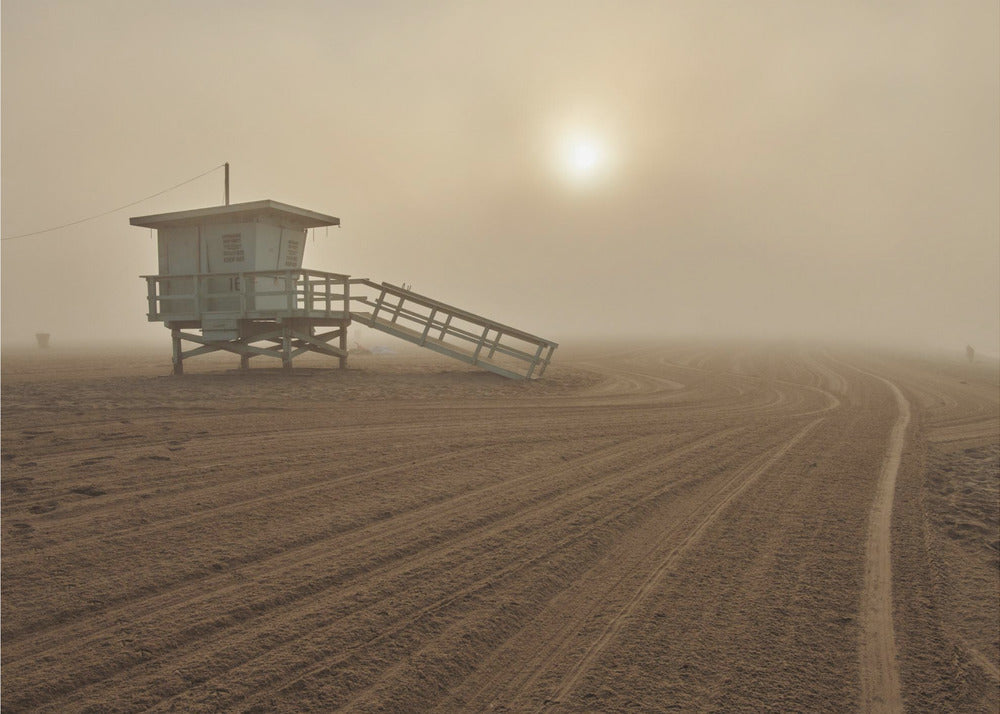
[130,200,339,230]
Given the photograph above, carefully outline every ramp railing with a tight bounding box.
[349,280,557,379]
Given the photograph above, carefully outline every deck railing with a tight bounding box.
[142,269,353,321]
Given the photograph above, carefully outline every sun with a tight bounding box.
[555,132,611,186]
[569,140,600,174]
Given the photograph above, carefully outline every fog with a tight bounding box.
[3,1,998,354]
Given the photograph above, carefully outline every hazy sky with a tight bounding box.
[2,0,998,352]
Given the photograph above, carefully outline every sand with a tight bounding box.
[2,340,997,712]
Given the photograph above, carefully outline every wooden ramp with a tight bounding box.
[349,280,557,380]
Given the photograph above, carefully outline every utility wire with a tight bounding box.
[1,163,226,241]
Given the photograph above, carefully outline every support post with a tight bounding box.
[472,326,490,364]
[240,354,250,370]
[171,328,184,375]
[526,343,545,379]
[439,313,452,340]
[539,344,556,377]
[372,288,387,322]
[420,309,437,346]
[487,331,503,359]
[282,323,292,370]
[339,321,348,369]
[390,295,404,325]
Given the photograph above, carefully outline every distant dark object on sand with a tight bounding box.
[35,333,50,349]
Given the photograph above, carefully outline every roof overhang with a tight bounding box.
[130,200,340,230]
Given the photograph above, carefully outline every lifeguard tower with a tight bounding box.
[135,199,557,378]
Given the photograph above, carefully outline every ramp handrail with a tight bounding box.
[348,279,557,379]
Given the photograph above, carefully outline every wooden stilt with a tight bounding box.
[282,323,292,370]
[339,322,348,369]
[171,328,184,375]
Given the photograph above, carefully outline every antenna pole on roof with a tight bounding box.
[224,162,230,206]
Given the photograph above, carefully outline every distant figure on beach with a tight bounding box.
[35,333,50,349]
[966,344,975,363]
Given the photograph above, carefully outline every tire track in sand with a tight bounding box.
[450,417,824,712]
[538,416,826,711]
[5,429,707,711]
[222,429,745,714]
[858,371,909,714]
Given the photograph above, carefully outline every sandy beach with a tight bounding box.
[2,341,997,712]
